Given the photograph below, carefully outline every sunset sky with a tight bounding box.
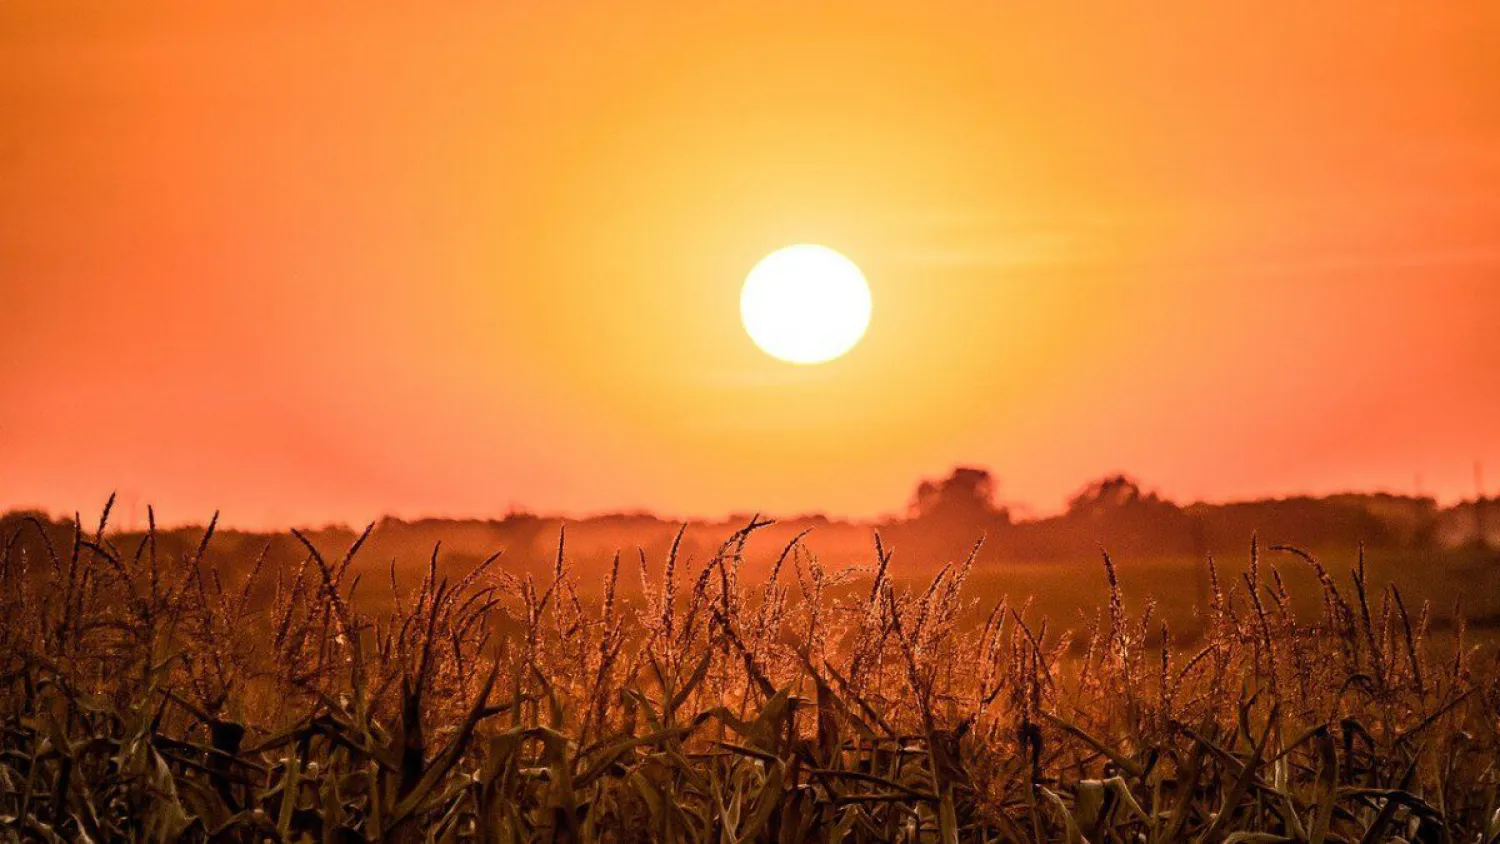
[4,2,1499,528]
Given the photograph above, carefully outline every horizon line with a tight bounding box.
[3,479,1491,533]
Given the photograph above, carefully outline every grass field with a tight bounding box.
[2,506,1497,842]
[945,544,1500,648]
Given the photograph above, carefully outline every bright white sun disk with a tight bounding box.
[740,245,871,364]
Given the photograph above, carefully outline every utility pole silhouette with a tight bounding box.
[1476,461,1489,549]
[1191,515,1209,610]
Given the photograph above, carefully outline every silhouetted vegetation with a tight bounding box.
[1,492,1498,841]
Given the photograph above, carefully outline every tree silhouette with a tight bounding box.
[909,467,1010,525]
[1066,474,1166,517]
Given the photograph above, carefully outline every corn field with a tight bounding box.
[2,500,1497,842]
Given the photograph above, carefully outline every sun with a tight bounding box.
[740,245,872,365]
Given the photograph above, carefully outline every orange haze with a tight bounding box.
[3,2,1500,528]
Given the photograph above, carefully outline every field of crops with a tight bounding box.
[2,503,1497,842]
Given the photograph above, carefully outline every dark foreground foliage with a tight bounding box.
[2,500,1497,842]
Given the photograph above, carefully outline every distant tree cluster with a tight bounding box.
[908,466,1010,525]
[1066,474,1174,518]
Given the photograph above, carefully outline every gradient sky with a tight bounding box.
[4,2,1499,528]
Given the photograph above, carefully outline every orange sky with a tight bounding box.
[3,2,1500,528]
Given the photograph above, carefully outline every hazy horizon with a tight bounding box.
[5,466,1491,533]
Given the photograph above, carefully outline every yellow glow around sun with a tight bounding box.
[741,245,872,364]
